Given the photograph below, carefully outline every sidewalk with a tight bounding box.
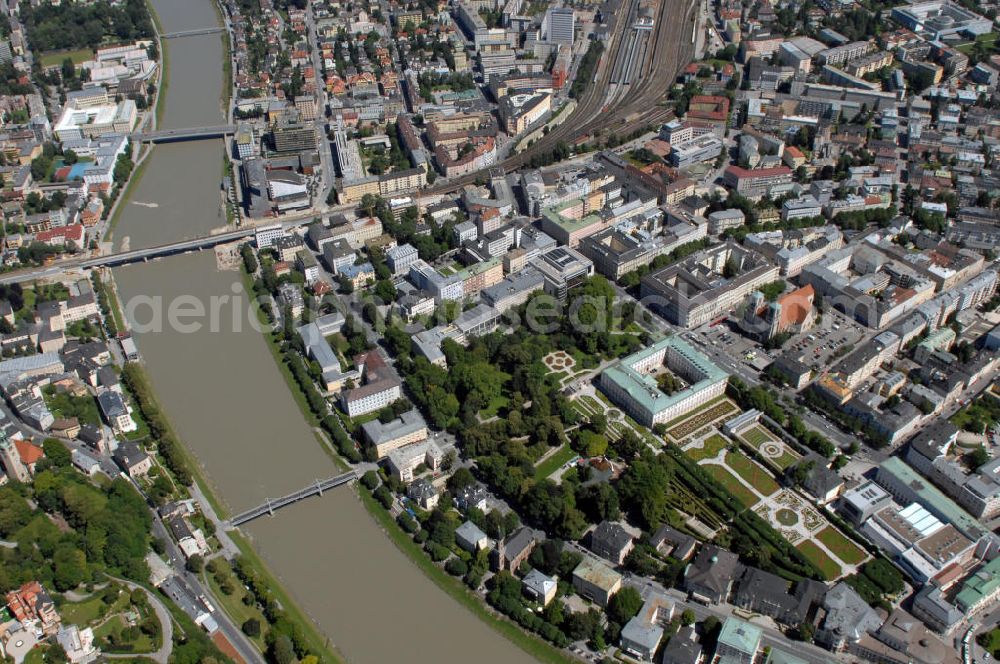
[189,481,240,559]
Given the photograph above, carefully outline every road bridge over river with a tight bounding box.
[136,124,237,143]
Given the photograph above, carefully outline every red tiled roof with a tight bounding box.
[724,165,792,178]
[776,284,814,329]
[687,95,731,122]
[35,224,84,245]
[14,438,44,465]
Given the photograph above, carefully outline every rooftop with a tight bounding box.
[601,336,728,414]
[573,558,623,591]
[362,409,427,445]
[718,617,763,655]
[878,457,984,539]
[956,556,1000,611]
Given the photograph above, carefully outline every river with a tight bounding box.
[112,1,537,663]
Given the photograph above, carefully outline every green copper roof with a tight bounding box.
[957,557,1000,611]
[602,336,729,414]
[718,618,762,655]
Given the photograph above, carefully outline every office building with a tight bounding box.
[543,8,575,45]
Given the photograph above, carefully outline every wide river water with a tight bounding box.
[112,1,537,662]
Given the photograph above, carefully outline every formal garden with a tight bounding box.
[541,349,594,386]
[542,350,576,374]
[756,490,868,580]
[664,398,739,441]
[685,434,730,463]
[678,418,867,581]
[736,423,801,471]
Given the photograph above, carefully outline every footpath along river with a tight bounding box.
[111,0,538,662]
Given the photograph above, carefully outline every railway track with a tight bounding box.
[583,0,697,138]
[426,0,698,195]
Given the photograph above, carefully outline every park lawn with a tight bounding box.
[61,584,133,628]
[957,32,998,54]
[605,422,623,442]
[342,409,380,431]
[534,444,577,480]
[686,434,729,462]
[94,614,158,653]
[951,396,1000,434]
[61,595,109,625]
[725,451,780,496]
[572,396,603,420]
[740,424,773,449]
[121,389,153,441]
[547,370,567,384]
[93,614,125,640]
[481,395,509,419]
[594,390,616,410]
[703,464,759,508]
[796,540,842,580]
[327,333,350,356]
[40,47,94,68]
[570,400,593,421]
[816,527,867,566]
[203,570,267,652]
[23,647,47,664]
[15,288,36,322]
[772,450,800,470]
[980,627,1000,658]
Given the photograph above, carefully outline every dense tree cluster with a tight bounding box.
[825,8,885,42]
[0,62,33,96]
[844,559,904,609]
[486,571,571,647]
[0,456,151,593]
[232,555,321,663]
[951,395,1000,434]
[91,273,118,336]
[570,40,604,99]
[360,196,458,262]
[416,71,475,100]
[121,365,194,486]
[22,0,154,52]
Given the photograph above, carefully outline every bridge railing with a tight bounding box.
[229,471,356,525]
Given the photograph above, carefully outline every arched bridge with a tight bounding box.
[229,471,358,526]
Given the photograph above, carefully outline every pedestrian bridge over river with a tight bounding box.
[161,27,225,38]
[228,471,358,526]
